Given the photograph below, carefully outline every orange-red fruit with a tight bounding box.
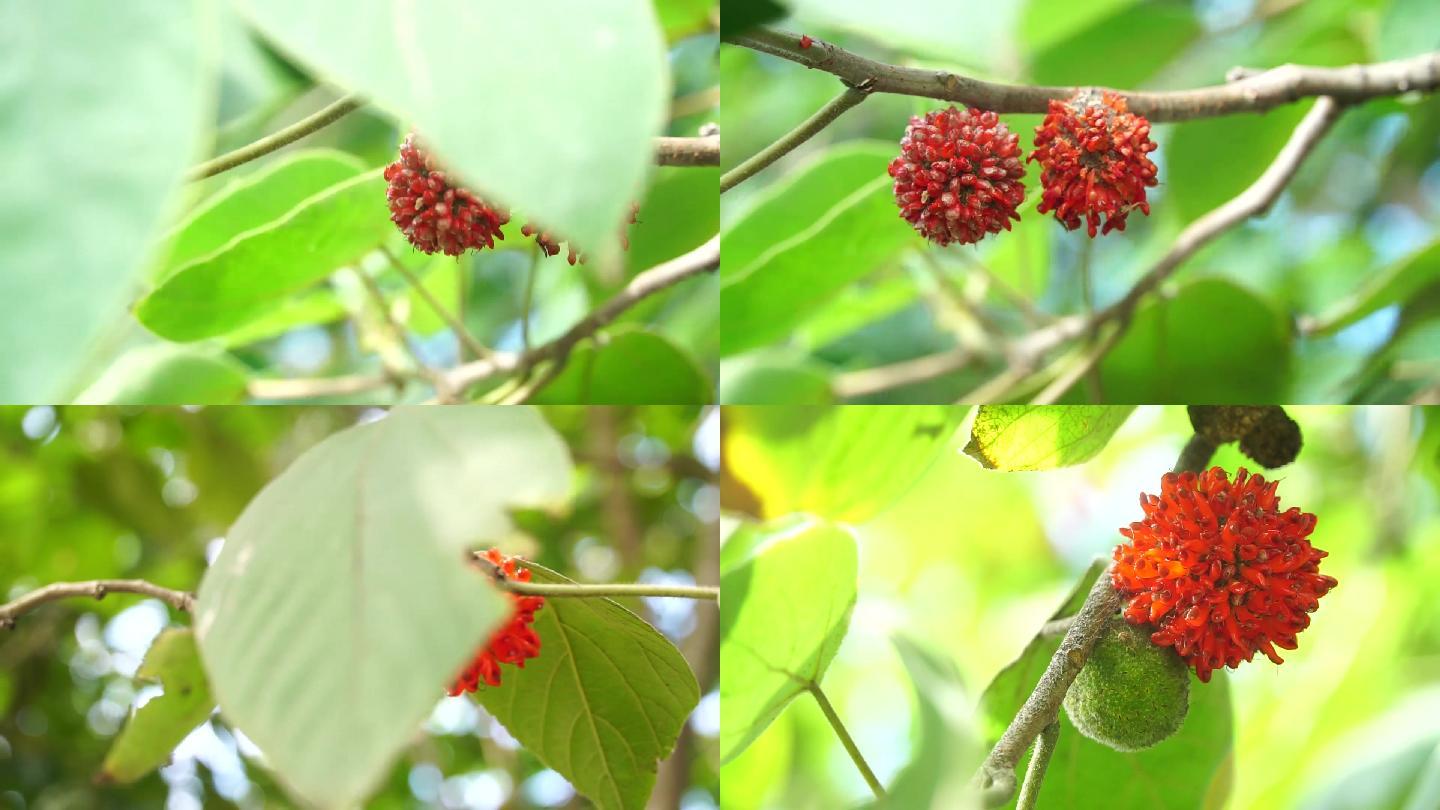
[522,202,641,265]
[1112,467,1336,684]
[1031,90,1158,237]
[449,548,545,695]
[888,106,1026,246]
[384,134,510,256]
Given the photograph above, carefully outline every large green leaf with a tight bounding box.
[1020,0,1134,53]
[236,0,666,260]
[1378,0,1440,59]
[977,562,1234,809]
[964,406,1135,471]
[195,407,573,809]
[155,150,367,283]
[1099,279,1291,403]
[531,328,712,404]
[1026,1,1198,88]
[626,166,721,276]
[0,0,210,400]
[136,170,390,341]
[1166,105,1309,226]
[723,405,964,523]
[1307,241,1440,336]
[76,344,250,405]
[720,519,857,762]
[478,563,700,810]
[100,629,216,785]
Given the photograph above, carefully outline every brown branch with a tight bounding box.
[730,28,1440,121]
[974,431,1218,807]
[0,580,195,629]
[655,135,721,166]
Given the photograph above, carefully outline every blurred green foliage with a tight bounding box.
[721,405,1440,809]
[720,0,1440,403]
[0,404,720,809]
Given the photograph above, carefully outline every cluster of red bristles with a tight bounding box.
[385,134,636,263]
[449,548,545,695]
[1111,467,1336,684]
[889,91,1158,245]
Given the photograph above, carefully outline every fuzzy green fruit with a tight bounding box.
[1063,617,1190,752]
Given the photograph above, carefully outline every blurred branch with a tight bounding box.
[380,246,494,359]
[721,86,870,193]
[655,135,722,166]
[0,580,194,629]
[472,555,719,601]
[834,348,976,400]
[808,681,886,800]
[189,94,363,181]
[729,28,1440,121]
[974,431,1217,807]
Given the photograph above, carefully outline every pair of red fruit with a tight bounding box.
[890,91,1160,245]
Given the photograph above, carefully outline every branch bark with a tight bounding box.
[730,28,1439,121]
[0,580,195,629]
[656,134,721,166]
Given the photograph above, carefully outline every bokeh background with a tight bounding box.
[721,0,1440,404]
[0,405,720,809]
[722,405,1440,809]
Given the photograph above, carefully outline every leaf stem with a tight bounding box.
[807,681,886,800]
[379,246,493,359]
[1016,721,1059,810]
[720,86,869,193]
[189,95,363,181]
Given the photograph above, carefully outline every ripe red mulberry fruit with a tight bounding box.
[449,548,545,695]
[384,134,509,256]
[888,106,1026,246]
[1031,90,1158,237]
[1112,467,1336,683]
[522,202,640,265]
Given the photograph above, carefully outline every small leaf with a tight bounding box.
[76,344,250,405]
[136,170,390,341]
[720,519,857,762]
[977,562,1234,810]
[195,407,573,809]
[0,0,210,400]
[237,0,666,260]
[723,405,964,523]
[101,629,215,785]
[530,328,713,404]
[1026,2,1198,88]
[477,563,700,810]
[964,406,1135,472]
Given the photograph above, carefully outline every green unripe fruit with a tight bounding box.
[1063,617,1190,752]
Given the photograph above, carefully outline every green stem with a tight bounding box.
[501,581,718,600]
[807,681,885,800]
[720,86,869,193]
[189,95,362,181]
[1016,721,1059,810]
[379,246,492,359]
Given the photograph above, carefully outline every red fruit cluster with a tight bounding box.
[888,106,1026,246]
[449,548,545,695]
[384,135,510,256]
[1112,467,1336,683]
[1031,90,1158,237]
[522,202,640,266]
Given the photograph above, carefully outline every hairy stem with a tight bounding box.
[808,681,886,800]
[1016,721,1060,810]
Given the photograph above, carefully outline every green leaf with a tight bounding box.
[627,166,721,276]
[1378,0,1440,59]
[1020,0,1134,53]
[136,170,390,341]
[100,629,216,785]
[218,286,349,347]
[719,0,786,37]
[1298,690,1440,810]
[76,344,250,405]
[402,255,461,336]
[1166,105,1309,225]
[1027,2,1198,88]
[719,714,793,810]
[723,405,964,523]
[878,636,982,809]
[720,356,836,404]
[195,407,573,809]
[156,150,368,283]
[0,0,210,400]
[237,0,666,260]
[1099,279,1292,403]
[530,328,712,404]
[977,562,1234,810]
[963,406,1135,471]
[477,563,700,810]
[720,519,857,762]
[1307,241,1440,336]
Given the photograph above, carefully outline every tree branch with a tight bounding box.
[0,580,195,629]
[656,134,721,166]
[471,554,719,601]
[721,86,870,193]
[729,28,1439,121]
[974,430,1218,807]
[189,95,363,181]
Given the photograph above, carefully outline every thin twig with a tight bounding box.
[472,555,719,600]
[974,431,1219,807]
[1016,721,1060,810]
[834,348,974,400]
[730,28,1440,121]
[808,681,886,800]
[352,268,456,402]
[721,86,870,193]
[380,246,493,359]
[189,95,363,181]
[0,580,194,629]
[655,134,721,166]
